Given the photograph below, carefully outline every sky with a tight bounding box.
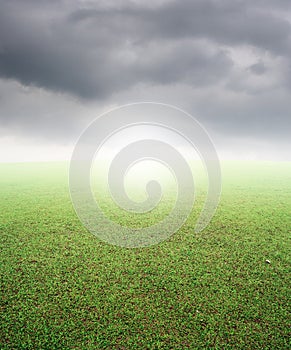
[0,0,290,162]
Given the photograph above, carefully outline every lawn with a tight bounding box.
[0,161,290,349]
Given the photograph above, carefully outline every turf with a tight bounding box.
[0,161,290,349]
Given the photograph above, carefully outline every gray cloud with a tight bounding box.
[0,0,290,99]
[0,0,290,160]
[249,61,266,75]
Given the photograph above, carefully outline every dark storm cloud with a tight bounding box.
[0,0,290,160]
[0,0,290,99]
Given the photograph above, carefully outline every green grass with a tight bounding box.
[0,161,290,349]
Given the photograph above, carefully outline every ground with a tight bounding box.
[0,161,290,349]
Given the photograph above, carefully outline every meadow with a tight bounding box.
[0,161,290,349]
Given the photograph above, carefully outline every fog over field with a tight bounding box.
[0,0,290,161]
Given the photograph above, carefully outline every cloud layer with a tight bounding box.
[0,0,290,160]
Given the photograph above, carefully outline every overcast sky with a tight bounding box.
[0,0,290,162]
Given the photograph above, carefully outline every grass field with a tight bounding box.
[0,161,290,349]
